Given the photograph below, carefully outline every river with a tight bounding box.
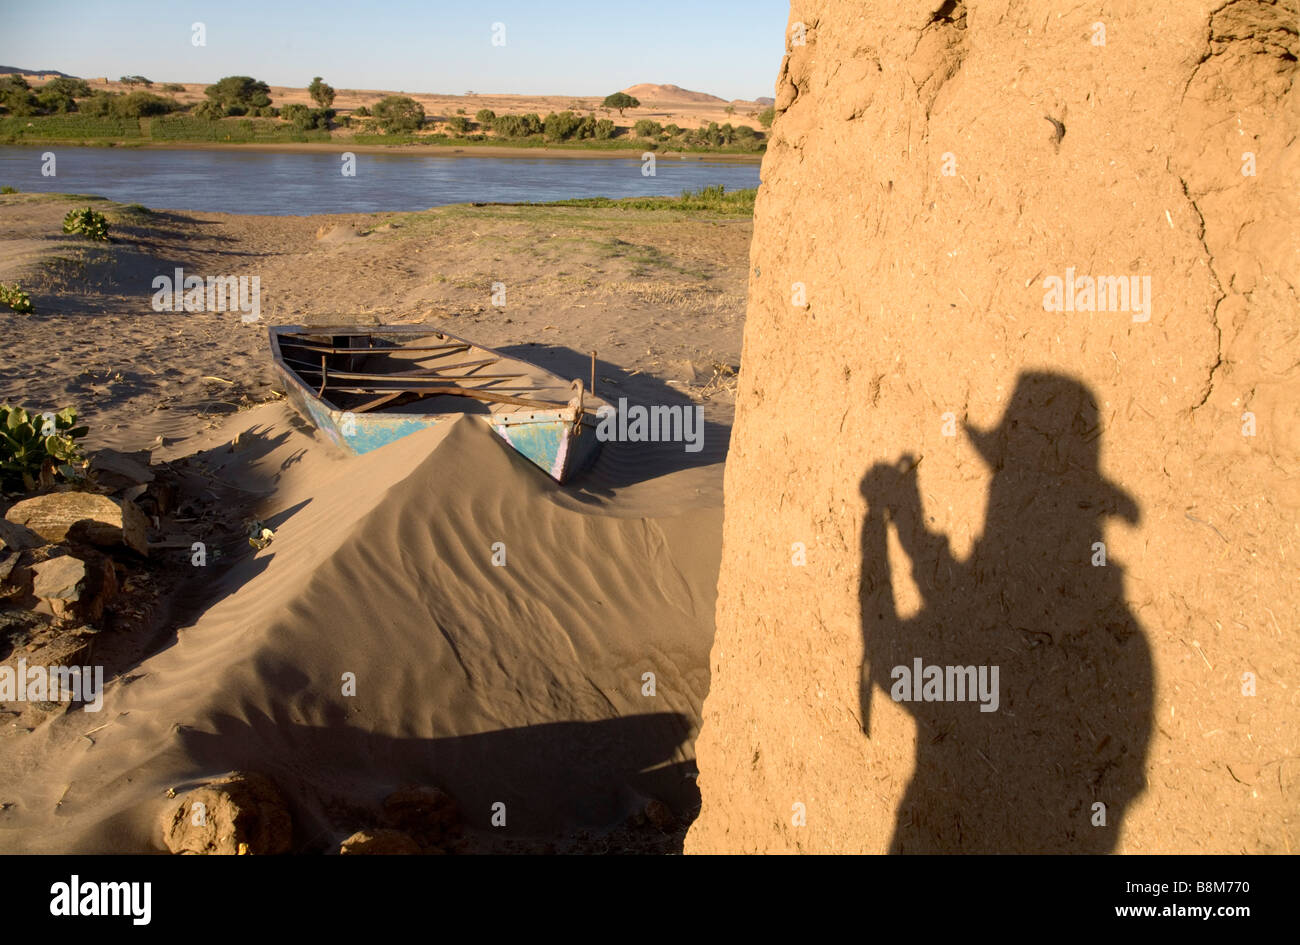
[0,145,761,215]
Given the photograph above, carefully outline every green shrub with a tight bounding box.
[494,113,543,138]
[204,76,272,114]
[44,77,93,98]
[32,78,92,114]
[78,90,179,118]
[308,76,336,108]
[491,114,524,137]
[634,119,662,138]
[0,75,39,116]
[0,405,88,492]
[446,115,470,133]
[475,108,495,123]
[758,106,775,129]
[372,95,424,133]
[120,75,152,87]
[0,282,33,313]
[593,118,616,139]
[160,82,186,93]
[35,88,78,113]
[354,105,370,117]
[115,91,180,117]
[281,103,333,130]
[78,92,114,117]
[544,110,583,141]
[62,207,110,241]
[192,100,225,120]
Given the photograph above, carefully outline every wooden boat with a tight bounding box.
[268,324,606,483]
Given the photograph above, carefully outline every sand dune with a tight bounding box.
[0,404,721,851]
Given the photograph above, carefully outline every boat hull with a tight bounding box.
[270,331,602,483]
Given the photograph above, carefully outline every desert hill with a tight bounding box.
[621,83,727,104]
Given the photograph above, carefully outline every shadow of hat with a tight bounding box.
[964,372,1140,524]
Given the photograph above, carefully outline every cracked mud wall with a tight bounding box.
[687,0,1298,853]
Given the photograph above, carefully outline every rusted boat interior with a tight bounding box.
[274,327,592,417]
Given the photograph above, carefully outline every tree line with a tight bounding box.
[0,77,767,147]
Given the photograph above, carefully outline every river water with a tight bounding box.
[0,145,761,215]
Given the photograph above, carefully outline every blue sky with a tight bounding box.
[2,0,789,101]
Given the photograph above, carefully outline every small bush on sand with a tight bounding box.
[0,283,34,314]
[62,207,110,241]
[0,405,88,492]
[492,113,542,138]
[281,103,334,130]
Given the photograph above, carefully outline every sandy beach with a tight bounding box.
[0,190,748,852]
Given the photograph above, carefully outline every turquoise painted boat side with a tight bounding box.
[493,417,567,478]
[275,358,447,454]
[491,416,600,480]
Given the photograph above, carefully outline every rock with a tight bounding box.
[686,2,1298,855]
[29,552,117,623]
[0,519,44,553]
[338,829,421,855]
[30,554,86,600]
[89,448,154,493]
[381,785,460,849]
[0,605,54,650]
[18,623,98,670]
[160,772,292,855]
[0,552,31,599]
[5,492,149,556]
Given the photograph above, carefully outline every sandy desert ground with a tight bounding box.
[0,190,750,852]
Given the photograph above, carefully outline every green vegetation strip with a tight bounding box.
[0,116,142,139]
[150,116,330,142]
[531,186,756,215]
